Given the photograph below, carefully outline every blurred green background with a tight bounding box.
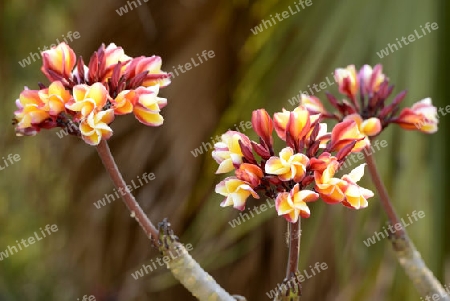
[0,0,449,300]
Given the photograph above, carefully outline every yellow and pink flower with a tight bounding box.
[126,56,171,88]
[65,83,109,118]
[340,164,374,209]
[329,119,368,152]
[14,89,50,135]
[79,110,115,145]
[334,65,358,97]
[358,64,386,94]
[132,86,167,126]
[314,159,346,204]
[215,177,259,211]
[38,81,72,115]
[41,42,76,81]
[252,109,273,146]
[265,147,309,182]
[212,131,252,174]
[344,114,381,137]
[396,98,438,134]
[300,94,328,115]
[235,163,263,187]
[275,184,319,221]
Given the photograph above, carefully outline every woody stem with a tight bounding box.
[364,146,449,300]
[96,139,159,243]
[286,218,301,293]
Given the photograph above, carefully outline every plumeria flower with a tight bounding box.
[212,131,252,174]
[344,114,382,137]
[328,119,368,152]
[13,42,171,146]
[394,98,438,133]
[334,65,358,98]
[79,110,115,145]
[38,81,72,115]
[235,163,263,187]
[340,164,374,209]
[304,64,438,141]
[14,89,50,136]
[358,64,386,95]
[275,184,319,222]
[265,147,309,182]
[65,83,109,118]
[212,106,374,221]
[125,56,171,88]
[215,177,259,211]
[41,42,76,81]
[314,159,346,204]
[132,86,167,126]
[300,94,328,115]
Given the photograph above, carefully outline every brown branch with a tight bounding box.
[364,147,449,300]
[96,139,159,243]
[287,218,301,279]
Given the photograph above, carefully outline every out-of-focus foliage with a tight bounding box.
[0,0,448,300]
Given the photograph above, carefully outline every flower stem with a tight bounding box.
[363,149,404,238]
[95,140,242,300]
[364,148,449,300]
[96,139,159,243]
[286,218,302,296]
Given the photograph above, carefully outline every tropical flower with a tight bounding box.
[38,81,72,115]
[212,131,252,174]
[79,110,115,145]
[311,64,438,138]
[344,114,382,137]
[394,98,438,133]
[41,42,76,81]
[340,164,374,209]
[275,184,319,222]
[265,147,309,182]
[314,159,346,204]
[13,42,171,146]
[215,177,259,211]
[65,83,109,118]
[212,106,373,221]
[334,65,358,97]
[132,86,167,126]
[328,119,368,152]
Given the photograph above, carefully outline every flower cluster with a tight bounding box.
[212,107,374,223]
[301,64,438,137]
[13,42,170,145]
